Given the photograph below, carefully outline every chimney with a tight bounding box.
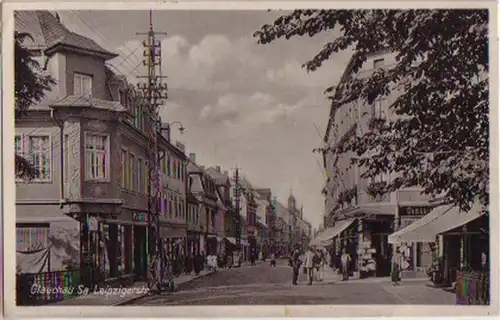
[189,153,196,163]
[175,141,185,153]
[216,165,221,173]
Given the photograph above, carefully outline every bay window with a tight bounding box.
[85,133,108,181]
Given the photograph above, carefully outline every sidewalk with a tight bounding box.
[320,268,428,285]
[382,282,456,304]
[55,269,215,306]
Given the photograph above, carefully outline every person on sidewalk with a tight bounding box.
[340,249,351,281]
[270,253,277,268]
[391,250,403,285]
[291,248,302,285]
[304,247,316,285]
[316,249,327,282]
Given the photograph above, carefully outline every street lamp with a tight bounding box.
[168,121,185,135]
[161,121,185,143]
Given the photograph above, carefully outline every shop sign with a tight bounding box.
[133,212,149,222]
[400,206,433,217]
[87,216,99,231]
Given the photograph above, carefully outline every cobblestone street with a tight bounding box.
[131,260,455,305]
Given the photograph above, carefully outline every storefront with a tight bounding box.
[388,201,488,286]
[187,231,201,255]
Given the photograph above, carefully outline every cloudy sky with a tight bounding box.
[59,10,353,229]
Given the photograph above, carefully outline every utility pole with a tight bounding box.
[233,166,242,266]
[137,10,168,290]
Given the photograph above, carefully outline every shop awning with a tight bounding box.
[388,202,486,244]
[224,237,248,246]
[310,219,355,247]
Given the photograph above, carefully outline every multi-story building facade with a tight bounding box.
[15,11,189,286]
[322,49,434,278]
[255,188,272,259]
[206,166,238,257]
[187,154,221,256]
[287,192,312,246]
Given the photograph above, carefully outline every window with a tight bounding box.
[138,158,144,193]
[15,135,22,154]
[64,134,69,182]
[85,133,108,181]
[15,135,23,181]
[144,161,150,194]
[28,135,51,181]
[181,200,185,219]
[74,73,93,96]
[161,152,167,174]
[16,224,49,253]
[167,155,171,176]
[168,196,173,217]
[163,194,168,216]
[119,90,126,105]
[131,154,137,191]
[173,197,178,218]
[373,58,385,69]
[120,149,127,188]
[372,99,387,119]
[172,159,177,179]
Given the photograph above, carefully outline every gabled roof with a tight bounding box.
[206,167,229,185]
[50,95,127,112]
[188,172,204,194]
[15,10,117,60]
[255,188,272,199]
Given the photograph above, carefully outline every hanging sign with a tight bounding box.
[133,212,149,222]
[87,216,99,231]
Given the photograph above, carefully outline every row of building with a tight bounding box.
[311,49,489,286]
[14,11,312,284]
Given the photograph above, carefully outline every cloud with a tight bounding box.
[199,92,300,127]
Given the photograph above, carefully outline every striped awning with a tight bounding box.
[388,202,486,244]
[310,219,355,247]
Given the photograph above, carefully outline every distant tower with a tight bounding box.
[287,189,296,212]
[300,205,304,219]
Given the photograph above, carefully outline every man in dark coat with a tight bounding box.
[292,248,302,285]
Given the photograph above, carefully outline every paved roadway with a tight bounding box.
[131,259,455,305]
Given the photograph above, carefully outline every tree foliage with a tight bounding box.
[15,31,56,178]
[254,9,489,212]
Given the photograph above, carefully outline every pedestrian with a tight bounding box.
[304,247,316,285]
[270,253,276,268]
[391,249,403,285]
[291,248,302,285]
[316,249,327,281]
[340,249,351,281]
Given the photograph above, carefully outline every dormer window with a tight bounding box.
[119,89,127,107]
[74,73,93,97]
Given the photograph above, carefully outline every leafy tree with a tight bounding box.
[15,31,56,178]
[254,9,489,212]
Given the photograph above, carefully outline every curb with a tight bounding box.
[113,270,216,306]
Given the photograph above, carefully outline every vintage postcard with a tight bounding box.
[2,1,498,318]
